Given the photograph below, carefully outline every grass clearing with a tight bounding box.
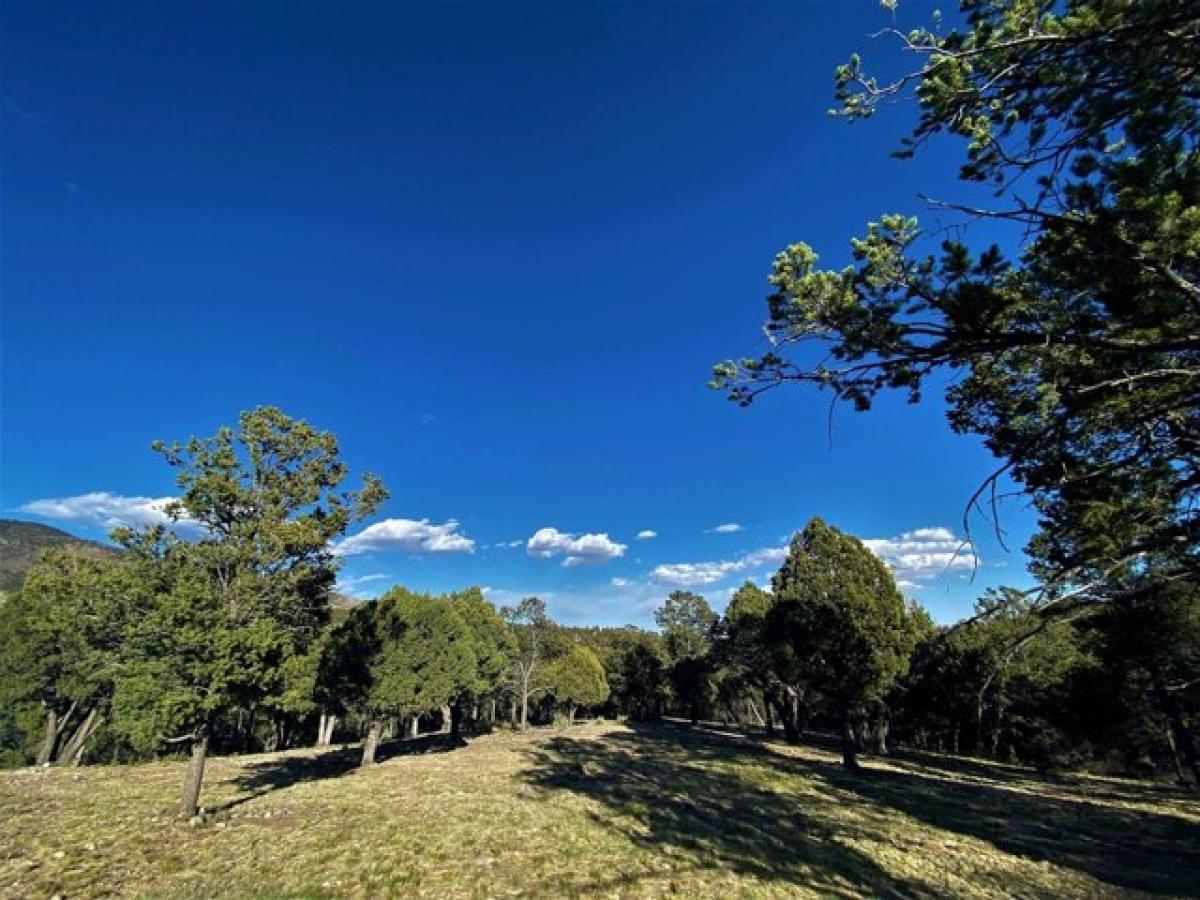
[1,721,1197,898]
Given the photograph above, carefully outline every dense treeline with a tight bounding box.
[2,409,1198,794]
[4,412,1195,816]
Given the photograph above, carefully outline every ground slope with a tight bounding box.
[1,722,1196,898]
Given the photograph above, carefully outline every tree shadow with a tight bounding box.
[802,751,1200,896]
[520,725,937,897]
[210,732,468,814]
[887,746,1197,807]
[521,723,1200,897]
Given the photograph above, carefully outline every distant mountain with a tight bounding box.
[0,519,116,594]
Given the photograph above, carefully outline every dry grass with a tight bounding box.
[1,721,1197,898]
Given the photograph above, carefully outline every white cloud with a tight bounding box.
[862,527,977,582]
[527,526,627,567]
[636,530,658,540]
[651,544,786,588]
[611,577,630,587]
[709,522,744,534]
[19,491,184,530]
[336,573,391,599]
[338,518,475,556]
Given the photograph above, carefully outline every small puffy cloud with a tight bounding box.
[338,518,475,556]
[527,526,627,567]
[863,526,977,583]
[651,545,786,588]
[19,491,183,530]
[636,530,658,540]
[708,522,743,534]
[611,577,630,588]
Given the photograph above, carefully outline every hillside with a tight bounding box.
[2,722,1196,898]
[0,519,115,594]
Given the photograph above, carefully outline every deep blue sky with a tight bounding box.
[2,1,1036,625]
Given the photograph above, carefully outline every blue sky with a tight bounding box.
[2,1,1037,625]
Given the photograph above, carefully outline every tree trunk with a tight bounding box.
[36,709,60,766]
[317,712,336,747]
[567,704,576,726]
[361,720,382,766]
[451,704,464,735]
[520,685,530,731]
[179,731,209,818]
[57,707,101,767]
[774,690,800,744]
[1150,671,1200,786]
[408,714,419,739]
[440,705,452,734]
[841,714,860,771]
[872,716,890,756]
[763,689,775,737]
[489,698,497,724]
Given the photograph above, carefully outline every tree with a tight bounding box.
[768,518,917,769]
[655,591,717,724]
[715,582,778,733]
[545,645,609,724]
[112,407,385,816]
[502,597,558,730]
[448,587,517,730]
[358,588,477,765]
[712,0,1200,615]
[0,549,133,767]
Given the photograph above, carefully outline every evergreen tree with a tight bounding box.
[768,518,917,769]
[545,644,609,725]
[655,591,717,724]
[448,587,517,730]
[112,407,385,816]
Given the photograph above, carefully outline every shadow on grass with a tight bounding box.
[522,723,1200,897]
[521,725,933,898]
[211,732,467,813]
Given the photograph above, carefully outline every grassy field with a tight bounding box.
[1,721,1198,899]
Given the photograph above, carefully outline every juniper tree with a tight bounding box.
[768,518,918,769]
[655,591,717,724]
[356,588,477,764]
[112,407,385,816]
[0,549,132,766]
[448,587,517,729]
[545,644,609,725]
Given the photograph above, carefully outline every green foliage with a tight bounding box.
[110,406,386,752]
[0,549,135,763]
[768,518,918,716]
[448,586,517,698]
[713,0,1200,605]
[545,644,610,716]
[0,519,115,595]
[655,591,717,663]
[367,588,477,719]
